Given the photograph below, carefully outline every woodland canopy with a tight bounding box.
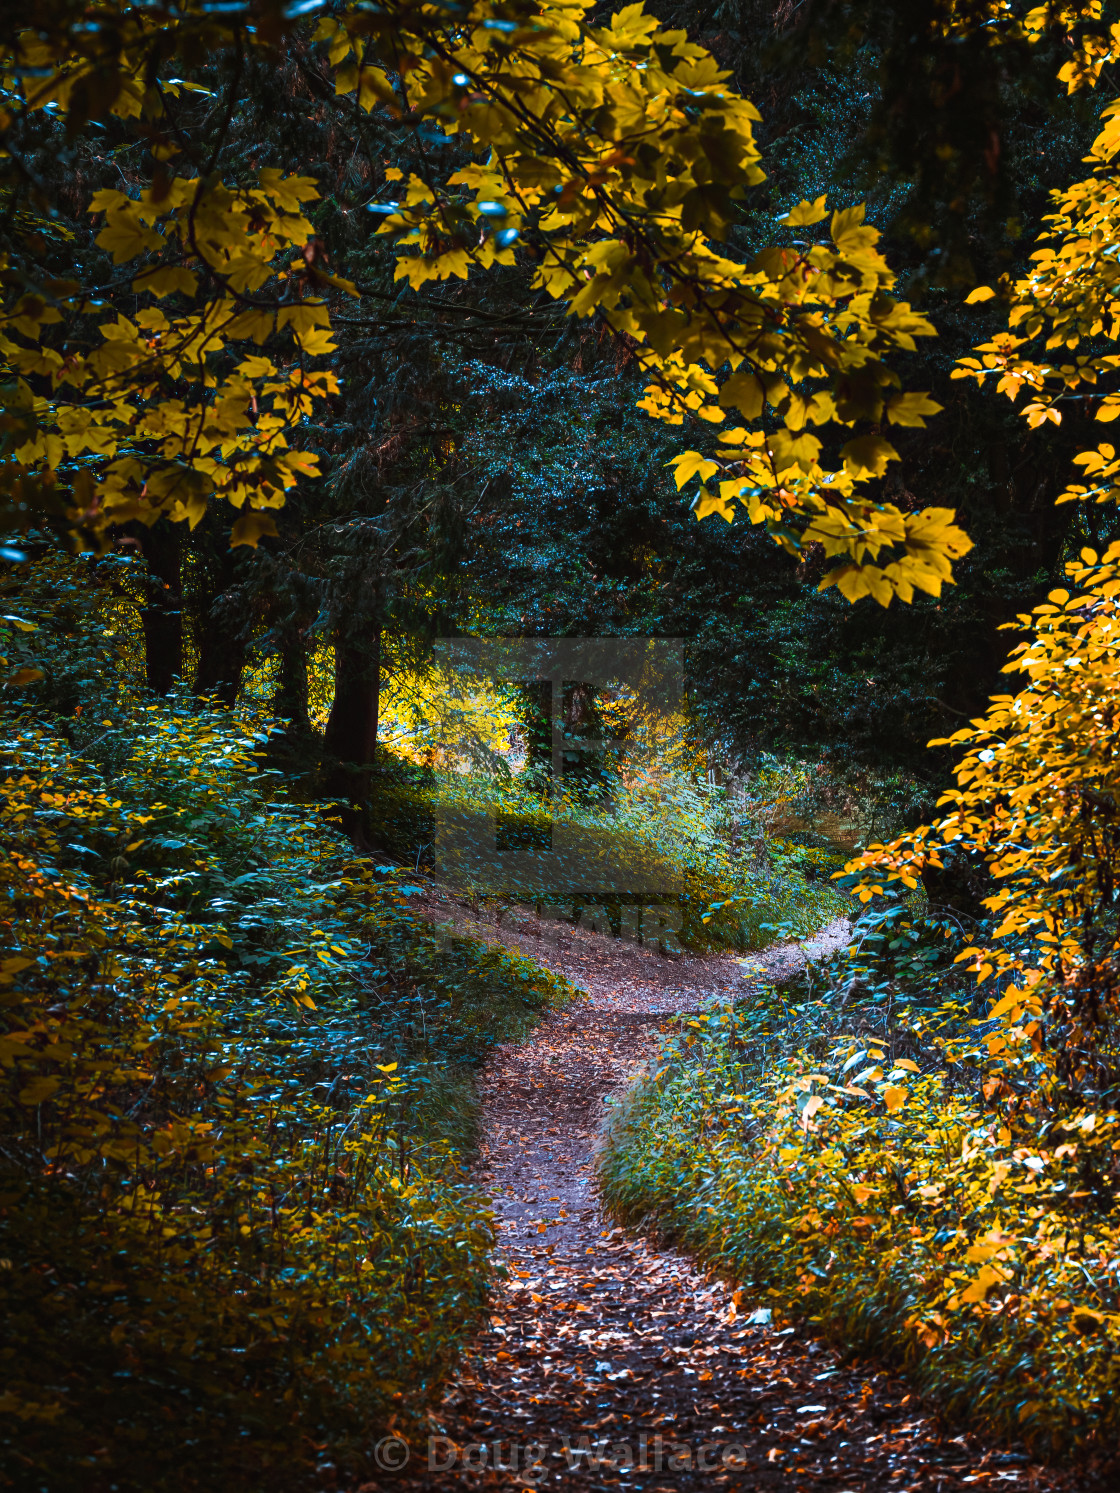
[7,0,1120,1487]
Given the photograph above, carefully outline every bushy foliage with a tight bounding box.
[600,546,1120,1458]
[370,662,844,950]
[0,553,576,1489]
[601,29,1120,1463]
[849,543,1120,1109]
[2,1,964,604]
[599,988,1120,1456]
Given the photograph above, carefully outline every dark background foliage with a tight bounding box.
[8,1,1114,816]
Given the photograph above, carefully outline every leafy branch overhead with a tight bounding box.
[2,0,965,601]
[5,171,338,546]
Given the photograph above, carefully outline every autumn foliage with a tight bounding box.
[0,557,577,1484]
[10,0,1120,1482]
[1,0,966,600]
[601,3,1120,1462]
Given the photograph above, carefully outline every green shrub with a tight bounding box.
[426,766,843,952]
[599,993,1120,1458]
[0,558,576,1490]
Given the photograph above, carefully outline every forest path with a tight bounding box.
[392,896,1067,1493]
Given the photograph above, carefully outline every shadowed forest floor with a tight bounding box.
[376,900,1081,1493]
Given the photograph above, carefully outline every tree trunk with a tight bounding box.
[193,627,247,706]
[517,679,553,797]
[137,521,183,696]
[272,627,311,737]
[562,680,608,801]
[190,521,248,706]
[324,626,381,844]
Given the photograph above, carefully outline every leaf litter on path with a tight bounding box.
[370,897,1086,1492]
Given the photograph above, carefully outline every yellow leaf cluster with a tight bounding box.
[320,0,951,596]
[2,0,957,589]
[952,30,1120,508]
[1,171,339,537]
[848,541,1120,1086]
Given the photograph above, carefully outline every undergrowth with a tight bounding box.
[602,554,1120,1468]
[367,650,847,950]
[372,762,844,954]
[0,554,577,1491]
[599,893,1120,1460]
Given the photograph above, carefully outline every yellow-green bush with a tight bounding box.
[423,764,843,952]
[601,555,1120,1459]
[0,560,576,1490]
[599,995,1120,1455]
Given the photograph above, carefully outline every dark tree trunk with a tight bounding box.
[193,628,247,706]
[324,629,381,767]
[562,680,608,800]
[191,527,248,706]
[324,626,381,844]
[272,628,311,736]
[137,521,183,696]
[517,679,553,796]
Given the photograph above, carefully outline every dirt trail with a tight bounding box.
[389,897,1070,1493]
